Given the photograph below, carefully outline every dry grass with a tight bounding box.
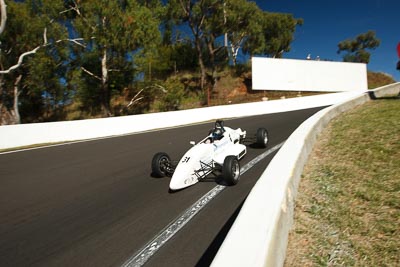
[285,99,400,266]
[367,71,396,89]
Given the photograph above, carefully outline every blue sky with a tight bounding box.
[255,0,400,81]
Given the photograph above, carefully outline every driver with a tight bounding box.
[211,128,223,141]
[205,120,225,143]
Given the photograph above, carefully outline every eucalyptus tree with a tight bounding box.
[202,1,225,71]
[0,0,69,124]
[66,0,162,117]
[168,0,222,93]
[243,11,302,58]
[337,30,380,63]
[223,0,260,65]
[262,12,302,58]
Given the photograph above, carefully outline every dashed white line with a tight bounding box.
[121,142,285,267]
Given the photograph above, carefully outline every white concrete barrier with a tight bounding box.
[369,82,400,98]
[211,82,399,267]
[0,91,362,150]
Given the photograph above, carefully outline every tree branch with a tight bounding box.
[55,37,86,48]
[81,66,102,81]
[60,0,81,16]
[0,46,41,74]
[127,89,144,108]
[43,27,48,44]
[144,84,167,93]
[63,0,96,32]
[0,25,87,74]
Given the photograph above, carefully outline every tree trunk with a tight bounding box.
[0,75,21,125]
[232,45,238,66]
[207,37,219,107]
[12,74,22,124]
[0,75,6,125]
[0,0,6,35]
[101,48,111,117]
[194,38,206,89]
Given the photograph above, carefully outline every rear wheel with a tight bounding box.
[151,152,171,177]
[256,128,268,148]
[223,156,240,185]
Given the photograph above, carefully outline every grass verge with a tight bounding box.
[284,99,400,266]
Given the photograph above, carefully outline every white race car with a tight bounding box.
[151,120,268,190]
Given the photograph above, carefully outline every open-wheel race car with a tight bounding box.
[151,120,269,190]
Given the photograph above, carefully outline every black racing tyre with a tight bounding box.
[222,156,240,185]
[151,152,171,177]
[256,128,268,148]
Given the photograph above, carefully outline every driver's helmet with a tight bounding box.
[212,128,223,140]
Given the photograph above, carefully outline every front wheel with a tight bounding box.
[151,152,171,177]
[222,156,240,185]
[256,128,268,148]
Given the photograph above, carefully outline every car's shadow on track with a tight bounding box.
[168,187,185,194]
[150,172,171,179]
[200,175,231,187]
[168,176,230,194]
[244,140,270,149]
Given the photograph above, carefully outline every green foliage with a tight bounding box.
[72,51,103,115]
[69,0,162,116]
[262,13,303,58]
[157,77,185,111]
[0,0,68,123]
[224,0,261,63]
[136,39,199,81]
[167,0,221,90]
[22,49,70,122]
[0,0,303,124]
[243,11,302,57]
[337,30,380,63]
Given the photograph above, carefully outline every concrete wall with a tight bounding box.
[0,91,363,151]
[210,82,400,267]
[252,57,368,92]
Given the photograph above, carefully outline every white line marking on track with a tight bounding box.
[121,141,285,267]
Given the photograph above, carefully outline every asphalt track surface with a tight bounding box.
[0,107,324,267]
